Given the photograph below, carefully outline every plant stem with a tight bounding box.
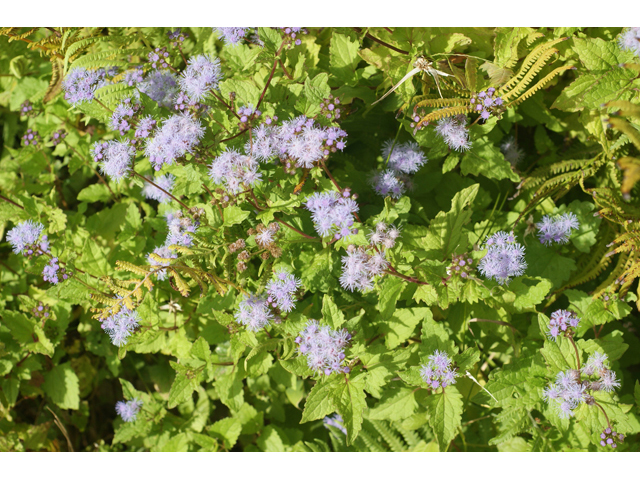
[351,27,409,55]
[568,336,581,371]
[385,267,429,285]
[256,40,286,111]
[273,216,318,240]
[594,402,612,429]
[132,171,191,212]
[0,193,25,209]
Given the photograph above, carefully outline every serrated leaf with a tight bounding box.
[369,387,418,422]
[330,375,367,445]
[300,377,339,423]
[42,363,80,410]
[425,386,463,451]
[321,294,345,330]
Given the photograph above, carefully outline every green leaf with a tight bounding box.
[322,294,346,330]
[330,375,367,445]
[300,377,339,423]
[77,183,111,203]
[330,33,360,84]
[295,73,331,116]
[208,417,242,450]
[369,387,418,422]
[167,361,201,409]
[420,310,456,354]
[383,307,431,349]
[222,206,250,227]
[376,275,406,321]
[461,136,520,182]
[425,386,464,451]
[42,363,80,410]
[525,240,576,289]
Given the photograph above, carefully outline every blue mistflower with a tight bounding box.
[116,398,143,422]
[543,369,587,419]
[435,115,471,152]
[546,309,580,341]
[266,269,302,313]
[142,173,176,204]
[209,148,262,194]
[179,54,222,102]
[382,140,427,174]
[420,350,459,391]
[110,98,140,135]
[304,190,359,240]
[95,139,135,183]
[135,116,157,139]
[234,294,273,332]
[214,27,252,46]
[165,210,198,247]
[295,320,352,376]
[42,257,68,284]
[123,67,144,87]
[536,213,579,246]
[145,113,204,171]
[619,27,640,57]
[139,71,179,108]
[6,220,49,256]
[478,231,527,285]
[101,305,141,346]
[62,67,105,106]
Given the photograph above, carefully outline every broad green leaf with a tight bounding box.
[42,363,80,410]
[300,377,339,423]
[321,294,345,329]
[330,375,367,445]
[329,33,360,84]
[425,386,464,451]
[369,387,418,422]
[209,417,242,450]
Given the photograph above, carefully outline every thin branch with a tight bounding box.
[351,27,409,55]
[279,58,292,80]
[0,193,25,209]
[132,171,192,213]
[256,40,287,111]
[384,267,429,285]
[568,336,581,371]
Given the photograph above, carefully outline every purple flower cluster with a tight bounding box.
[135,116,157,139]
[148,47,170,70]
[266,269,302,313]
[116,398,143,422]
[619,27,640,57]
[582,352,621,393]
[20,100,34,117]
[147,245,177,281]
[500,136,524,166]
[214,27,252,46]
[167,28,186,47]
[536,213,580,246]
[234,294,273,332]
[304,190,359,239]
[372,140,427,199]
[435,114,471,152]
[237,104,261,127]
[279,27,307,47]
[420,350,459,391]
[123,67,144,87]
[469,88,504,120]
[142,173,176,203]
[62,67,104,106]
[22,128,40,147]
[543,369,588,419]
[478,231,527,285]
[110,98,140,135]
[165,210,198,247]
[323,414,347,435]
[447,253,473,279]
[145,113,204,170]
[319,95,342,121]
[295,320,352,376]
[546,309,580,341]
[42,257,68,284]
[92,139,135,182]
[50,129,67,146]
[179,55,222,102]
[139,71,179,108]
[281,116,347,169]
[6,220,49,256]
[600,427,625,449]
[173,91,201,112]
[101,305,141,346]
[208,148,262,194]
[32,302,51,320]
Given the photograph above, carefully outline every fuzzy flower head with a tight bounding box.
[435,114,471,152]
[234,294,274,332]
[370,169,409,199]
[547,309,580,341]
[500,136,524,166]
[96,139,135,183]
[62,67,104,106]
[179,54,222,102]
[147,245,178,281]
[145,113,204,170]
[42,257,69,284]
[536,213,580,246]
[214,27,252,46]
[382,140,427,175]
[278,116,347,169]
[116,398,143,422]
[323,414,347,435]
[139,71,179,109]
[542,369,587,419]
[245,123,280,162]
[110,98,140,135]
[600,427,625,449]
[295,320,352,376]
[266,269,302,313]
[420,350,459,391]
[619,27,640,57]
[6,220,49,256]
[209,148,262,194]
[142,173,176,204]
[101,305,141,346]
[478,231,527,285]
[123,67,144,87]
[135,116,157,139]
[469,87,504,120]
[582,352,621,393]
[304,190,359,240]
[165,210,198,247]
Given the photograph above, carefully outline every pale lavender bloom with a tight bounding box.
[543,368,587,419]
[340,247,388,293]
[234,294,273,332]
[619,27,640,57]
[266,269,301,313]
[142,174,176,204]
[237,104,261,123]
[420,350,458,390]
[323,414,347,435]
[214,27,252,46]
[110,98,138,135]
[179,55,222,102]
[547,309,580,341]
[62,67,103,106]
[382,140,427,174]
[470,88,503,120]
[123,67,144,87]
[209,148,262,193]
[304,191,359,239]
[279,27,307,46]
[295,320,351,376]
[101,305,141,346]
[601,371,621,392]
[139,71,179,108]
[435,115,471,152]
[582,352,608,376]
[165,210,198,247]
[116,398,143,422]
[245,123,280,162]
[500,136,524,166]
[6,220,47,255]
[98,139,135,182]
[145,113,204,170]
[147,245,177,281]
[370,169,406,199]
[478,231,527,285]
[277,116,347,168]
[42,257,62,284]
[135,116,157,139]
[536,213,580,245]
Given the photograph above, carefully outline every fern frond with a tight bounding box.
[7,28,38,42]
[115,260,151,276]
[415,105,473,130]
[465,57,478,93]
[89,293,118,306]
[501,48,559,101]
[169,245,195,255]
[354,422,385,452]
[593,252,632,298]
[606,100,640,119]
[608,117,640,151]
[169,269,191,297]
[370,420,406,452]
[395,424,421,448]
[506,65,575,107]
